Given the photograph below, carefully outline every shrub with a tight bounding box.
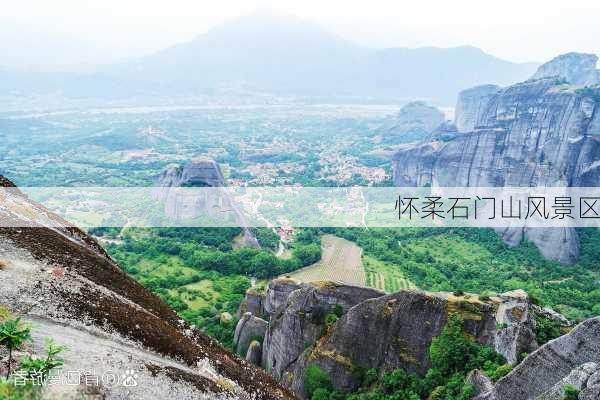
[304,365,332,398]
[0,318,32,378]
[563,384,580,400]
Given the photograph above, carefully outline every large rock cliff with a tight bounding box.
[393,53,600,264]
[235,279,570,399]
[379,101,446,143]
[0,176,295,400]
[474,316,600,400]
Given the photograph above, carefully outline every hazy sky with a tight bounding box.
[3,0,600,66]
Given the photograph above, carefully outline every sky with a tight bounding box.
[2,0,600,69]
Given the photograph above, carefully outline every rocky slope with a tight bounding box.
[473,317,600,400]
[234,279,574,399]
[531,52,599,86]
[392,52,600,264]
[0,176,295,399]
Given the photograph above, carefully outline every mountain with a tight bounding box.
[2,12,539,104]
[0,176,295,399]
[392,52,600,264]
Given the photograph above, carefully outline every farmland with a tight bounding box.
[286,235,366,286]
[364,255,415,292]
[286,234,415,293]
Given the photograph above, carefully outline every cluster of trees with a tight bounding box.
[109,228,320,280]
[105,227,322,349]
[304,315,511,400]
[297,227,600,321]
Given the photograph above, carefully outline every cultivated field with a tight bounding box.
[286,235,366,286]
[363,255,415,293]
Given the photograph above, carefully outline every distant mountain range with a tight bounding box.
[1,13,539,105]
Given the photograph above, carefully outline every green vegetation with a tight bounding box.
[105,227,318,349]
[304,315,509,400]
[315,227,600,321]
[562,384,580,400]
[0,322,66,400]
[0,318,32,378]
[535,315,565,345]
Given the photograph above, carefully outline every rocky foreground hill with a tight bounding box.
[0,176,294,399]
[235,278,600,399]
[393,52,600,264]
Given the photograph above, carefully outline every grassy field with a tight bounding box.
[286,235,366,286]
[364,255,415,292]
[286,234,415,293]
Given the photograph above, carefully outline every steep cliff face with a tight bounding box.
[454,84,501,132]
[0,176,296,400]
[393,55,600,264]
[235,279,568,399]
[474,317,600,400]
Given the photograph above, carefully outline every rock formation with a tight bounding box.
[531,52,599,86]
[474,317,600,400]
[235,279,570,399]
[0,176,295,400]
[155,156,259,247]
[454,84,501,132]
[380,101,446,143]
[233,312,268,358]
[393,53,600,264]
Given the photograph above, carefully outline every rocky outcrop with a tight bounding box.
[237,288,266,318]
[234,312,268,357]
[246,341,263,366]
[454,84,501,132]
[380,101,445,143]
[393,58,600,264]
[157,157,225,189]
[531,52,599,86]
[252,278,567,399]
[0,176,296,400]
[154,157,259,247]
[475,317,600,400]
[261,281,385,382]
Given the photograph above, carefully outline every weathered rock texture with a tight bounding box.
[531,52,599,86]
[454,84,501,132]
[246,279,568,399]
[154,157,259,247]
[234,312,268,357]
[475,317,600,400]
[0,176,296,400]
[393,56,600,264]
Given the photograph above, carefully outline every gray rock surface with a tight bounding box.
[454,84,501,132]
[257,280,561,398]
[0,177,296,400]
[467,370,495,396]
[475,317,600,400]
[262,281,384,381]
[233,312,268,357]
[531,52,599,86]
[263,278,305,315]
[237,289,266,318]
[393,71,600,264]
[536,362,600,400]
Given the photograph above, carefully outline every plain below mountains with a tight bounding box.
[1,13,538,104]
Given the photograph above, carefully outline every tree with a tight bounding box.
[0,318,32,378]
[304,365,332,398]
